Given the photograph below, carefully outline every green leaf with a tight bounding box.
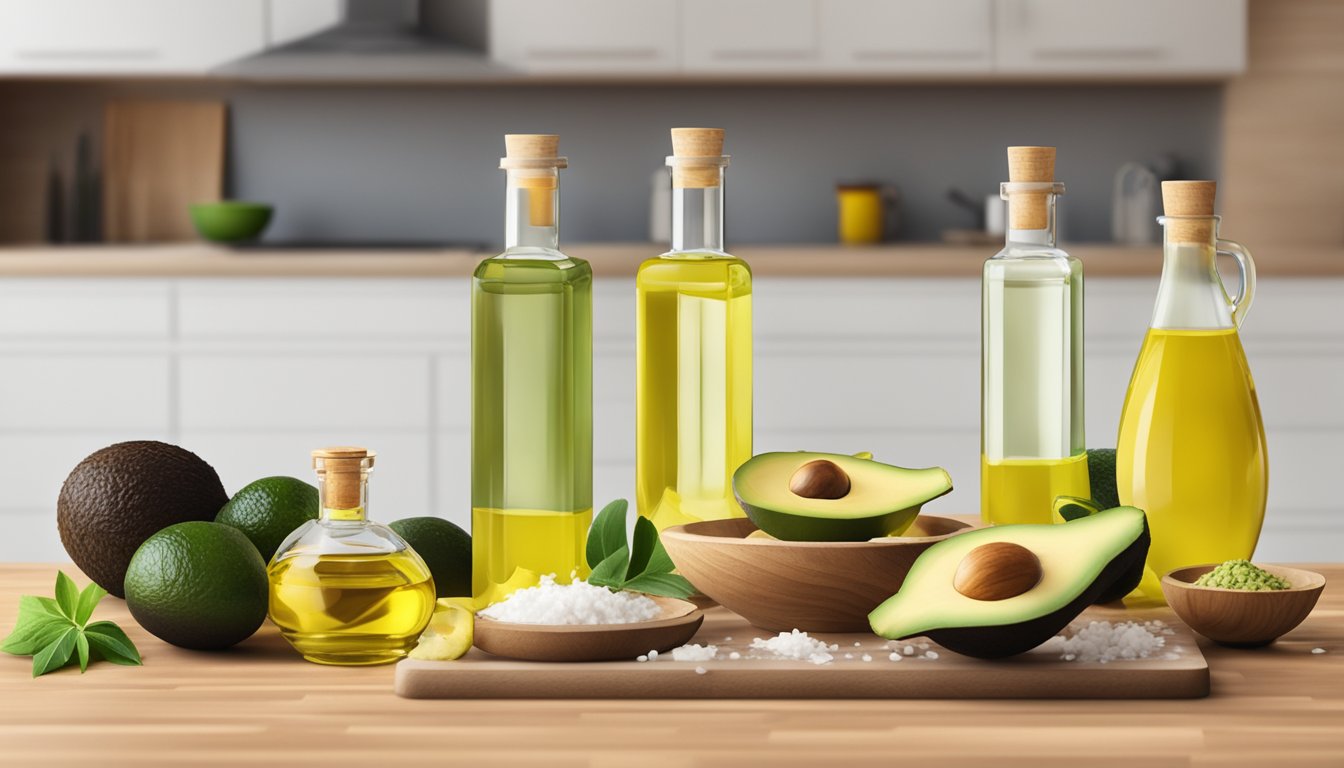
[625,515,659,580]
[621,572,696,599]
[642,531,677,578]
[586,499,629,570]
[73,582,107,627]
[75,632,89,673]
[2,613,72,656]
[53,572,79,620]
[84,622,142,666]
[586,546,630,589]
[32,596,66,620]
[32,627,78,677]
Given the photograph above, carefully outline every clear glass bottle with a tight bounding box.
[982,146,1089,526]
[472,134,592,600]
[268,447,435,666]
[636,127,752,530]
[1117,180,1266,601]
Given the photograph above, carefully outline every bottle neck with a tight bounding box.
[504,168,560,251]
[1152,217,1234,329]
[670,165,726,255]
[1004,191,1059,247]
[318,470,369,524]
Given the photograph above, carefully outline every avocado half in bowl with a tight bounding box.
[733,452,954,542]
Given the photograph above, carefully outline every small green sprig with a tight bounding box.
[2,571,142,677]
[585,500,695,599]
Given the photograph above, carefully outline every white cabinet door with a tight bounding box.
[994,0,1246,77]
[820,0,993,74]
[0,0,266,74]
[267,0,342,48]
[489,0,678,74]
[681,0,818,74]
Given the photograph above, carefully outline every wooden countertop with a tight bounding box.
[0,242,1340,278]
[1,562,1339,766]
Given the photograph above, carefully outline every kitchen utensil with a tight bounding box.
[396,604,1209,699]
[837,183,899,244]
[471,596,702,662]
[1112,161,1160,244]
[189,201,274,243]
[1162,564,1325,647]
[660,515,971,632]
[103,100,226,242]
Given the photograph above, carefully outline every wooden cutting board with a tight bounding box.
[103,100,226,242]
[396,604,1209,699]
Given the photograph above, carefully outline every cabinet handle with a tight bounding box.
[851,49,984,61]
[17,48,159,60]
[1031,46,1164,59]
[710,49,814,61]
[525,47,661,60]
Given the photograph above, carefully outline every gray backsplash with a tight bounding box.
[229,84,1221,246]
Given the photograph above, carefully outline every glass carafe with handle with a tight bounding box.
[1116,180,1267,602]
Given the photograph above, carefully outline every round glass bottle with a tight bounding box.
[268,447,435,665]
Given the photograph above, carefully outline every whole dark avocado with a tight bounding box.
[57,441,229,597]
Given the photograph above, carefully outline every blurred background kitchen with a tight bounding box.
[0,0,1339,562]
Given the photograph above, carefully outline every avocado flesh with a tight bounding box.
[868,506,1150,659]
[733,452,953,542]
[1051,496,1145,604]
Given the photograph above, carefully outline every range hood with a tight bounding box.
[214,0,515,82]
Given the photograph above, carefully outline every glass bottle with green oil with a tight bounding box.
[982,146,1089,525]
[637,127,752,530]
[472,134,592,600]
[268,447,435,666]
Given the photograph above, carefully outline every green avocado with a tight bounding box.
[1087,449,1119,509]
[1051,495,1144,604]
[869,506,1150,659]
[732,452,953,542]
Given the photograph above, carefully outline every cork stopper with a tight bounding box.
[1162,180,1217,243]
[501,134,565,227]
[313,446,375,510]
[670,127,727,189]
[1006,146,1056,230]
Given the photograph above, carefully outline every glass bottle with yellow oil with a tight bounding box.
[1117,181,1266,600]
[637,127,751,529]
[982,146,1089,525]
[268,447,435,665]
[472,134,592,601]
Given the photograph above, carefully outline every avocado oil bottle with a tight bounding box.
[268,447,435,666]
[981,146,1089,525]
[636,128,752,529]
[472,134,593,600]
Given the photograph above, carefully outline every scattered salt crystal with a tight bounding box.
[648,649,658,660]
[1041,621,1166,663]
[1312,648,1326,654]
[723,636,733,642]
[695,666,707,675]
[861,654,873,662]
[853,642,862,647]
[729,652,741,660]
[903,645,915,656]
[636,655,648,662]
[477,574,660,625]
[749,629,836,665]
[888,652,902,661]
[844,653,854,659]
[924,651,940,660]
[671,644,718,662]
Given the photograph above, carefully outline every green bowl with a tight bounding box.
[189,201,273,243]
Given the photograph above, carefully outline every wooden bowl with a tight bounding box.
[1162,564,1326,647]
[661,515,972,633]
[472,596,703,662]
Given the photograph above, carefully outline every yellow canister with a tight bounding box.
[836,183,897,244]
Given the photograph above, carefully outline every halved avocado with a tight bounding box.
[1052,495,1145,604]
[732,452,953,542]
[868,506,1150,658]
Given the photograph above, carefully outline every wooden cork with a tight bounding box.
[504,134,561,163]
[670,127,725,189]
[1162,180,1217,243]
[502,134,563,227]
[312,446,375,510]
[1006,146,1056,230]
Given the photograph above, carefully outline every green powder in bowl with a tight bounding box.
[1194,559,1292,591]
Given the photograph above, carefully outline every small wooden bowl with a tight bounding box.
[1162,564,1326,647]
[661,515,972,633]
[472,596,703,662]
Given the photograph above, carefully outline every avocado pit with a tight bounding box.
[953,542,1042,601]
[789,459,851,500]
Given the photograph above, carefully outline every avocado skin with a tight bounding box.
[733,493,930,542]
[1091,515,1150,604]
[905,528,1151,659]
[57,441,229,598]
[1087,449,1120,510]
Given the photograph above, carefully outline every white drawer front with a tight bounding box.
[0,355,170,430]
[0,280,170,338]
[178,354,430,429]
[755,278,980,341]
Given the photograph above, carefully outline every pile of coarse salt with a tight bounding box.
[477,574,660,625]
[748,629,839,665]
[1040,620,1173,663]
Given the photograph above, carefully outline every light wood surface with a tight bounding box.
[1,563,1340,765]
[399,604,1209,700]
[0,242,1341,278]
[102,101,226,243]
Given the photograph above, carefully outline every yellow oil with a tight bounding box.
[636,255,752,529]
[471,507,592,598]
[981,453,1091,525]
[1117,328,1267,600]
[268,551,435,666]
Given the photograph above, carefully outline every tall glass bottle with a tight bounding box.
[472,134,592,600]
[1117,181,1266,601]
[268,447,435,666]
[982,146,1089,525]
[636,128,752,529]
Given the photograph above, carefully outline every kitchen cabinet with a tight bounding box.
[681,0,818,74]
[820,0,994,75]
[0,0,266,75]
[994,0,1247,77]
[267,0,342,48]
[488,0,680,74]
